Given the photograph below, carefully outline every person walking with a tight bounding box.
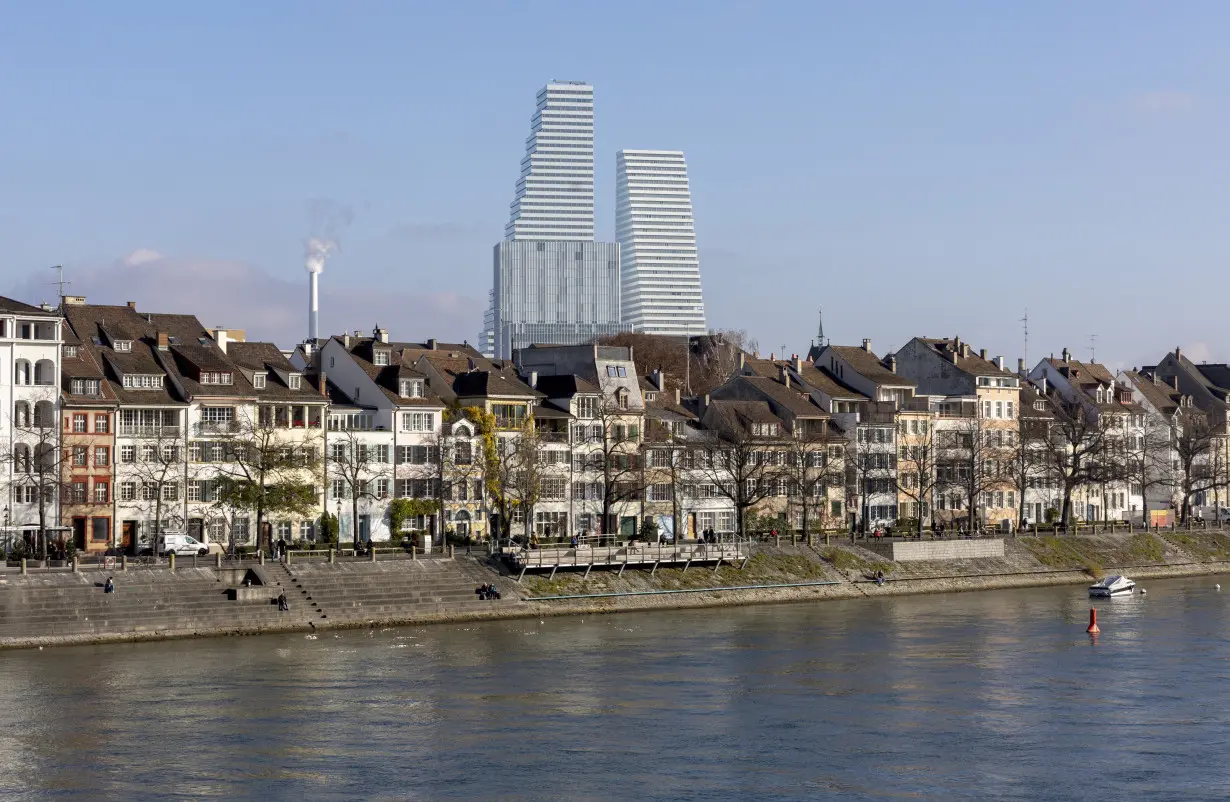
[104,576,115,593]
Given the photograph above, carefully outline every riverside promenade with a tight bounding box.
[3,528,1229,650]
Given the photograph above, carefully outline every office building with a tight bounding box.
[616,150,707,336]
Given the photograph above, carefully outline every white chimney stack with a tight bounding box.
[304,237,335,342]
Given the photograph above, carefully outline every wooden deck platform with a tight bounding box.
[503,542,749,581]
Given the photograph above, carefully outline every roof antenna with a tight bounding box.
[1020,308,1028,368]
[47,265,70,308]
[1089,333,1097,363]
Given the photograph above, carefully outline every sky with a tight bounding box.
[1,1,1227,371]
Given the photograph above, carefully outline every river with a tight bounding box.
[1,576,1227,800]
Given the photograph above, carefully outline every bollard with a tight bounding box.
[286,550,292,566]
[411,545,417,561]
[215,552,222,569]
[1086,607,1100,634]
[71,559,78,573]
[328,548,335,564]
[193,554,198,568]
[169,553,175,572]
[448,544,454,559]
[121,554,128,571]
[20,558,26,576]
[369,546,377,563]
[259,552,265,566]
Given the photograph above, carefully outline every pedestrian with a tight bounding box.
[104,576,115,594]
[277,590,289,611]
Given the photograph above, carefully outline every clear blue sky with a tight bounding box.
[2,1,1227,370]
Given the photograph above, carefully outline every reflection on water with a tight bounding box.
[1,576,1228,800]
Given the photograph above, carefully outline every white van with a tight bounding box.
[157,533,209,556]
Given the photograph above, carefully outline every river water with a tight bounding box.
[1,576,1228,800]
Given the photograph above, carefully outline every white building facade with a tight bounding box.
[616,150,707,336]
[505,81,595,241]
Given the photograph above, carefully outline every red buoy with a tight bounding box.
[1086,607,1100,634]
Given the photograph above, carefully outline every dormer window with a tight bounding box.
[288,374,302,390]
[123,374,164,389]
[373,350,391,366]
[753,422,779,436]
[645,391,657,402]
[253,373,267,389]
[1096,389,1104,403]
[1034,400,1046,411]
[616,388,629,409]
[576,396,597,419]
[63,345,78,358]
[199,372,234,386]
[70,378,100,396]
[399,379,424,398]
[113,340,132,352]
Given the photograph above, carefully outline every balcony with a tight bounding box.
[194,421,240,436]
[119,425,181,437]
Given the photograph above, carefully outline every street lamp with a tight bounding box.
[2,506,8,553]
[335,499,342,552]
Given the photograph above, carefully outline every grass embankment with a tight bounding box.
[817,546,894,576]
[1020,534,1168,577]
[1166,531,1230,561]
[522,551,833,597]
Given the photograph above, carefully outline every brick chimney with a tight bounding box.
[792,353,802,373]
[375,327,389,344]
[213,328,228,354]
[779,364,791,389]
[886,354,897,373]
[156,331,169,351]
[862,338,872,353]
[343,333,351,349]
[319,371,328,397]
[979,348,987,360]
[1062,347,1071,362]
[126,301,136,310]
[738,352,746,370]
[1175,346,1182,362]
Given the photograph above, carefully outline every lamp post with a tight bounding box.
[2,505,8,553]
[335,499,342,554]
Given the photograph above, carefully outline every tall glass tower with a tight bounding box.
[485,82,626,358]
[505,82,595,241]
[616,150,707,336]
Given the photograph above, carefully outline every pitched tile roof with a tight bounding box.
[917,338,1015,377]
[827,345,916,386]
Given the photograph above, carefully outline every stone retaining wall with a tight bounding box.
[866,539,1006,562]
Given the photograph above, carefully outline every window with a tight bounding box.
[140,482,157,501]
[616,388,629,409]
[13,486,37,504]
[120,445,135,463]
[95,414,109,433]
[648,484,672,502]
[331,479,346,500]
[200,406,234,424]
[187,481,202,502]
[70,379,101,396]
[199,372,234,385]
[123,374,164,389]
[92,518,110,543]
[329,442,348,463]
[399,379,423,398]
[995,401,1003,418]
[253,373,266,389]
[73,446,88,466]
[94,446,109,467]
[119,482,136,502]
[73,414,88,433]
[161,483,179,502]
[94,482,109,503]
[68,481,87,503]
[1006,401,1014,419]
[288,374,302,390]
[63,345,78,358]
[577,396,597,418]
[541,478,568,500]
[373,350,390,366]
[401,412,434,432]
[140,444,157,463]
[113,340,132,352]
[455,441,472,465]
[300,521,315,541]
[374,478,390,499]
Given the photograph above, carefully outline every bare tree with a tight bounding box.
[483,418,541,544]
[1172,412,1226,523]
[213,408,319,553]
[1038,400,1119,529]
[123,426,186,553]
[593,397,648,539]
[896,419,942,537]
[1006,412,1051,528]
[9,401,69,559]
[782,430,843,543]
[1119,411,1175,526]
[940,414,1013,531]
[328,429,393,550]
[696,413,783,539]
[426,413,485,544]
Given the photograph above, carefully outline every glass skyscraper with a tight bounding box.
[482,82,626,358]
[616,150,707,336]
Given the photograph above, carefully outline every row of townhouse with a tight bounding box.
[11,285,1226,554]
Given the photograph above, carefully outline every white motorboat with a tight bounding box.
[1089,575,1136,597]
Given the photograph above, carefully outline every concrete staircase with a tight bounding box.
[0,568,310,643]
[283,557,520,626]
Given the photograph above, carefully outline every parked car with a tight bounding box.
[156,533,209,556]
